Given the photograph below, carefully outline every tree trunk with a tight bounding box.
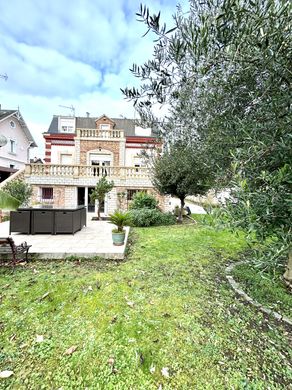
[178,197,185,223]
[283,248,292,290]
[97,200,101,221]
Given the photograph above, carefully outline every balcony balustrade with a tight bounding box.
[76,128,124,139]
[25,164,151,180]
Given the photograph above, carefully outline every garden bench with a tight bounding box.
[0,237,31,265]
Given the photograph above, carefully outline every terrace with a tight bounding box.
[24,164,152,187]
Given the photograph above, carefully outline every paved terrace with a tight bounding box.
[0,216,129,260]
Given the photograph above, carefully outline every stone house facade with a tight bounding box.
[25,114,168,215]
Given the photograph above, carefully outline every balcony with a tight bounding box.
[76,128,124,139]
[25,164,150,183]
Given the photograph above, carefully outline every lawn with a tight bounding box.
[0,224,291,389]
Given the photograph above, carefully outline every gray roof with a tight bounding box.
[47,116,59,134]
[0,109,15,121]
[76,117,137,136]
[0,109,37,147]
[47,115,156,137]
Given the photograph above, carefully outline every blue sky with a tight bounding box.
[0,0,188,156]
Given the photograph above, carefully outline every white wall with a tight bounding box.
[0,117,31,169]
[135,126,151,136]
[125,148,145,166]
[50,145,75,164]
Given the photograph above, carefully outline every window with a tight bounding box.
[10,164,15,169]
[127,189,141,201]
[99,124,110,130]
[61,125,74,132]
[10,140,16,154]
[41,187,53,200]
[9,120,16,128]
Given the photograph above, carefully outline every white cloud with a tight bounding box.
[0,0,189,158]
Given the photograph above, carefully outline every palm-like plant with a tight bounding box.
[109,210,131,232]
[0,190,21,210]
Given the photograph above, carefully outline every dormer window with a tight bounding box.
[61,125,74,132]
[58,117,75,133]
[95,115,115,130]
[100,124,110,130]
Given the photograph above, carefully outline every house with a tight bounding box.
[0,107,37,182]
[24,113,166,214]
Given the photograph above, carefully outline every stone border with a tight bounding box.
[226,261,292,327]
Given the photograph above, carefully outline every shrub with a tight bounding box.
[3,180,32,206]
[130,208,176,227]
[109,210,131,232]
[130,191,158,210]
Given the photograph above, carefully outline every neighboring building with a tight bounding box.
[24,114,166,214]
[0,107,37,182]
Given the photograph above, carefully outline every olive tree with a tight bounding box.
[122,0,292,281]
[90,177,114,220]
[152,142,214,222]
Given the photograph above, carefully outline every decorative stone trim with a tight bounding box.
[226,261,292,327]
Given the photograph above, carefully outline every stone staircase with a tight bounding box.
[0,168,26,190]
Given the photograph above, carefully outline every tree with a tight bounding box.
[122,1,291,279]
[152,142,214,222]
[89,177,114,220]
[3,180,32,206]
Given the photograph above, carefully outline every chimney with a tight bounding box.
[86,112,90,118]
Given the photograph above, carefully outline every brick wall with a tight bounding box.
[95,116,115,129]
[30,185,77,208]
[79,140,121,166]
[29,182,169,211]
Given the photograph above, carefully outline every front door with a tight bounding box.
[88,187,95,213]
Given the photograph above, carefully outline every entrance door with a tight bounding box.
[88,187,95,213]
[91,160,110,177]
[77,187,85,206]
[89,152,112,177]
[87,187,105,214]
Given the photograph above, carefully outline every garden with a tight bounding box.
[0,220,291,389]
[1,0,291,388]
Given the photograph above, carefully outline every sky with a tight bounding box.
[0,0,188,157]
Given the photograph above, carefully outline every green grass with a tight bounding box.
[0,225,291,389]
[232,263,292,319]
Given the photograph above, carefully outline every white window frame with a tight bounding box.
[9,139,16,154]
[99,124,110,130]
[61,125,74,133]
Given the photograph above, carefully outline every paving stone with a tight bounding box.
[0,216,128,260]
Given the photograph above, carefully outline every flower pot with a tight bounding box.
[112,230,126,246]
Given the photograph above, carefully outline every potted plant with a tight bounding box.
[109,210,131,246]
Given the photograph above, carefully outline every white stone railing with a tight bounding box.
[25,164,151,179]
[76,128,124,139]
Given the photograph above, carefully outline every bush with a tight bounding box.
[130,208,176,227]
[3,180,32,206]
[130,191,158,210]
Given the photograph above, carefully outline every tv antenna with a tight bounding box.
[59,104,75,116]
[0,73,8,81]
